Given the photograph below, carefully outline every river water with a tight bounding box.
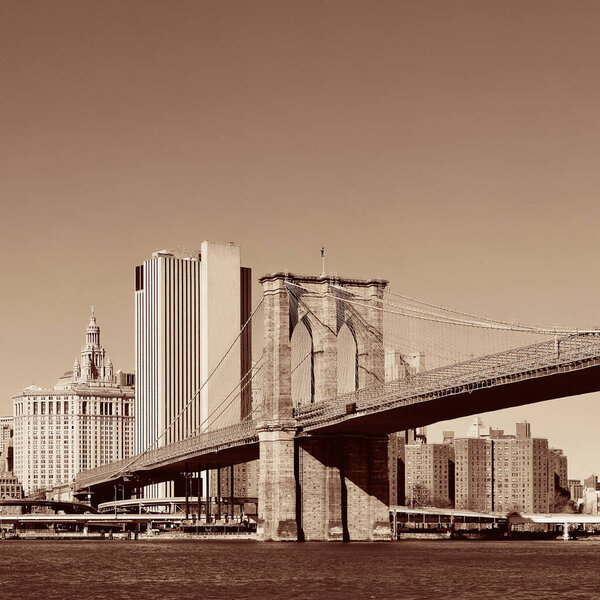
[1,539,599,599]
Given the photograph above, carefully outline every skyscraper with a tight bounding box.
[134,241,252,496]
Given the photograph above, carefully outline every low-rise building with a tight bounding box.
[0,472,23,500]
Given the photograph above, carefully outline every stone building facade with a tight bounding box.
[12,309,134,496]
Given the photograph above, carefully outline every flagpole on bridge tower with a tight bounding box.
[321,246,325,277]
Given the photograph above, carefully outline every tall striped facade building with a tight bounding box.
[134,252,202,451]
[134,242,252,497]
[12,310,134,496]
[0,417,12,456]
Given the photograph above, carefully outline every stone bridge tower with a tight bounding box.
[257,273,391,541]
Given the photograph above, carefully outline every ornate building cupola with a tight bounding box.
[80,306,107,383]
[54,306,128,390]
[86,306,100,347]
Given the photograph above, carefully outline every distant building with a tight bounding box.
[454,437,493,512]
[0,417,14,475]
[452,418,557,514]
[388,432,407,505]
[405,443,455,507]
[12,309,134,496]
[584,474,599,491]
[493,436,549,513]
[384,350,424,382]
[548,448,568,499]
[0,417,12,456]
[516,421,531,440]
[582,489,600,515]
[211,460,259,501]
[442,431,455,446]
[467,417,490,439]
[0,417,23,499]
[0,472,23,500]
[568,479,584,503]
[395,416,569,513]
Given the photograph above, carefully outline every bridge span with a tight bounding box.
[70,272,600,542]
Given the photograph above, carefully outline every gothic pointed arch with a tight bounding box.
[291,316,314,407]
[337,320,358,394]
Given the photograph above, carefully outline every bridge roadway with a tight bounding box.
[0,514,183,527]
[75,333,600,495]
[0,499,96,514]
[296,332,600,434]
[75,420,259,492]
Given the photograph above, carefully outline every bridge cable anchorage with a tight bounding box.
[114,297,265,477]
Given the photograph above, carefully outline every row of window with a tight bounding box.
[15,400,132,416]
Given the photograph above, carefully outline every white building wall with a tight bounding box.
[135,252,203,453]
[200,241,242,431]
[13,392,134,496]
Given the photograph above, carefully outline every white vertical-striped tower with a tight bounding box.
[134,242,248,497]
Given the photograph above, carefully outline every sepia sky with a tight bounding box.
[2,0,600,479]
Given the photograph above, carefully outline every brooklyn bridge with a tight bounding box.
[71,272,600,541]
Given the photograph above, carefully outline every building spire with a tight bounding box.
[84,305,101,356]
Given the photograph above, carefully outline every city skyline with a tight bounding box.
[4,1,600,483]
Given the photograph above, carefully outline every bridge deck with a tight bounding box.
[75,333,600,492]
[75,421,258,490]
[295,333,600,434]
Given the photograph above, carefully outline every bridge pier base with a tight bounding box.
[298,435,390,542]
[257,424,298,541]
[258,426,391,542]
